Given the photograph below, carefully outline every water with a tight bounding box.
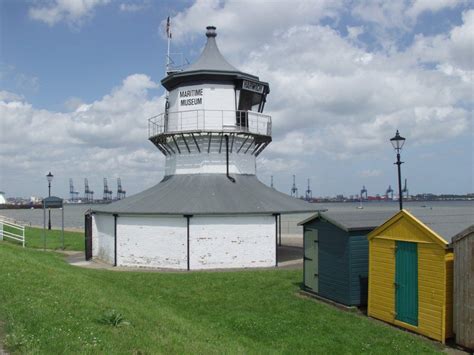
[1,200,472,233]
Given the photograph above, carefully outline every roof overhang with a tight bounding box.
[162,70,269,92]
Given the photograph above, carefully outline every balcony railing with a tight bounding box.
[148,110,272,138]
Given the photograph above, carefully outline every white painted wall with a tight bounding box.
[169,83,235,112]
[189,215,275,269]
[92,214,114,264]
[117,216,187,269]
[168,83,236,131]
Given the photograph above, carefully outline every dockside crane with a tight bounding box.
[69,178,79,202]
[402,178,409,198]
[84,178,94,202]
[305,178,312,201]
[360,185,368,200]
[117,178,126,200]
[386,185,394,200]
[290,175,298,198]
[103,178,113,201]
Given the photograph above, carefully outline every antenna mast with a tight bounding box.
[164,16,172,131]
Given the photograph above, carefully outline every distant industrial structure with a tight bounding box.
[64,177,125,203]
[69,179,79,202]
[84,178,94,202]
[290,175,298,198]
[117,178,126,200]
[305,179,312,201]
[385,185,394,200]
[402,178,409,199]
[103,178,113,201]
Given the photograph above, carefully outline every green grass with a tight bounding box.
[0,243,441,354]
[2,225,84,251]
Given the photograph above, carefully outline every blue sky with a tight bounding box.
[0,0,473,199]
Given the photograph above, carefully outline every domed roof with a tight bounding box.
[161,26,266,91]
[92,174,318,215]
[186,26,239,72]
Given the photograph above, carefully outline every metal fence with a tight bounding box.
[148,110,272,137]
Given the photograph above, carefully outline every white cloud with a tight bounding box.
[407,0,464,19]
[167,0,343,58]
[0,74,164,195]
[0,91,23,102]
[29,0,110,27]
[119,1,149,12]
[410,9,474,72]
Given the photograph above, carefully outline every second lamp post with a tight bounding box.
[46,171,54,230]
[390,130,406,210]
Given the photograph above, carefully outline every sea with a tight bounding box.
[1,200,472,235]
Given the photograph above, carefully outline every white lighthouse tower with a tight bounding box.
[89,26,315,270]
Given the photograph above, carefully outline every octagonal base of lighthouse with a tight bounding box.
[88,174,316,270]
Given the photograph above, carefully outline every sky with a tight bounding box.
[0,0,473,199]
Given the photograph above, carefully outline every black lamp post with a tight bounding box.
[390,130,406,210]
[46,172,54,230]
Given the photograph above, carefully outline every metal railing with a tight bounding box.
[148,110,272,138]
[0,215,26,247]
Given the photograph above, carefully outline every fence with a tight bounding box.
[148,109,272,137]
[0,215,26,247]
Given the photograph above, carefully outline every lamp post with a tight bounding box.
[390,130,406,210]
[46,172,53,230]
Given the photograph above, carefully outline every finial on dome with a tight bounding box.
[206,26,217,38]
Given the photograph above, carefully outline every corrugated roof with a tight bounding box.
[298,210,398,231]
[92,174,320,215]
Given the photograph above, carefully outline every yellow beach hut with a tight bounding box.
[367,207,474,343]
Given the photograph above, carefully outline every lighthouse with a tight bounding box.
[88,26,316,270]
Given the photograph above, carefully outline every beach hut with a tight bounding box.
[367,208,474,343]
[452,225,474,350]
[299,210,396,306]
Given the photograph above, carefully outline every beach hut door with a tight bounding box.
[395,241,418,326]
[304,228,318,292]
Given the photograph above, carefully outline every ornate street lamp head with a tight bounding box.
[390,130,406,152]
[46,172,54,183]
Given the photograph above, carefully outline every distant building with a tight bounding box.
[0,192,6,204]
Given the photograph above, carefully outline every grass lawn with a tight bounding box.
[2,225,84,251]
[0,243,441,354]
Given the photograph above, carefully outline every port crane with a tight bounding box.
[305,179,312,201]
[360,185,368,200]
[103,178,113,201]
[84,178,94,202]
[117,178,126,200]
[290,175,298,198]
[385,185,394,200]
[69,179,79,202]
[402,178,409,198]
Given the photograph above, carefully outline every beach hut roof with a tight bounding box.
[298,210,397,231]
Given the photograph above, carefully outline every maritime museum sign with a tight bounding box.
[180,88,203,106]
